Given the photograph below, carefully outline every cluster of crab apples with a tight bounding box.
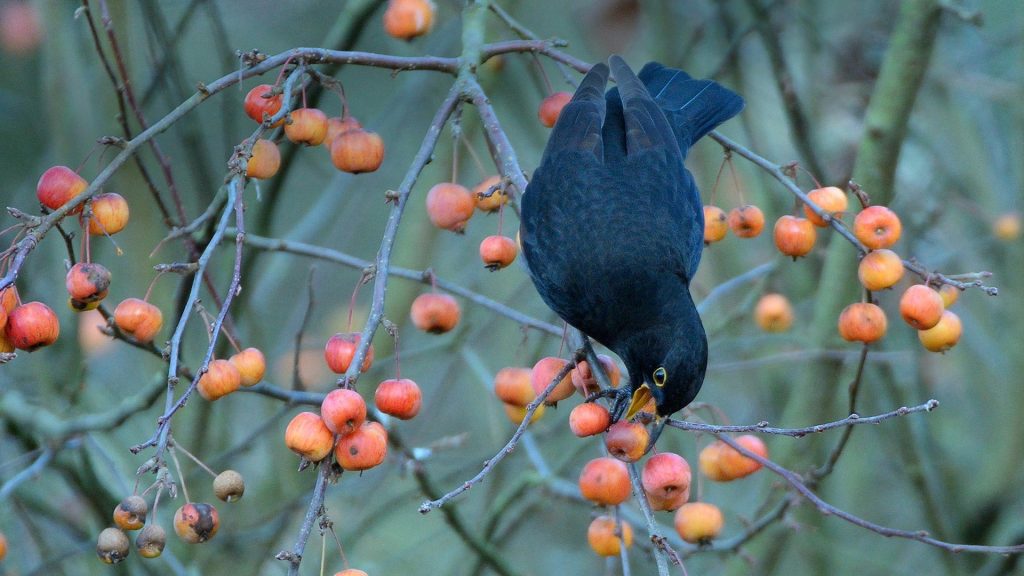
[281,288,465,472]
[95,470,244,564]
[491,354,769,555]
[1,165,167,355]
[699,186,964,352]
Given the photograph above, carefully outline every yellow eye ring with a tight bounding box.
[653,367,667,387]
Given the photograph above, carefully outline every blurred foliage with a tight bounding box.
[0,0,1022,574]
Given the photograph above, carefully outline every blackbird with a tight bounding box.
[520,56,743,443]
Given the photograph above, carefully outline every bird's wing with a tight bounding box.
[607,55,679,158]
[540,63,609,164]
[637,62,744,156]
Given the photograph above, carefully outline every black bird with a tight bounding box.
[520,56,743,444]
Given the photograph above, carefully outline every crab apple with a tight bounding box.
[773,215,816,258]
[703,205,728,244]
[87,192,130,235]
[321,388,367,436]
[754,293,793,333]
[135,524,166,559]
[65,262,111,309]
[425,182,475,232]
[229,347,266,387]
[993,212,1021,241]
[480,235,518,270]
[605,421,650,462]
[330,129,384,174]
[803,186,848,227]
[503,402,545,425]
[918,310,962,353]
[197,359,241,401]
[717,435,768,480]
[473,175,507,212]
[213,470,245,502]
[324,116,362,146]
[113,298,163,343]
[96,527,130,564]
[838,302,887,344]
[493,367,534,406]
[579,457,631,505]
[538,91,572,127]
[727,205,765,238]
[569,402,612,437]
[572,354,621,396]
[858,249,904,291]
[383,0,435,40]
[853,205,902,249]
[375,378,422,420]
[938,284,959,308]
[674,502,723,543]
[642,452,692,511]
[284,108,329,146]
[6,301,59,351]
[410,293,461,333]
[324,332,374,374]
[335,571,369,576]
[335,422,388,471]
[698,442,727,481]
[37,165,88,212]
[899,285,944,330]
[173,502,219,543]
[0,2,42,55]
[246,139,281,179]
[113,495,147,531]
[531,356,574,404]
[243,84,282,125]
[1,285,17,313]
[0,531,6,560]
[588,515,634,557]
[285,411,334,462]
[0,305,6,334]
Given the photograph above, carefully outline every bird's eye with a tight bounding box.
[653,367,667,387]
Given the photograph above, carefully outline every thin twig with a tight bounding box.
[666,399,939,437]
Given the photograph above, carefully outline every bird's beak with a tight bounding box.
[624,384,652,421]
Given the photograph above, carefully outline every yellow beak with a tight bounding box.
[624,384,652,421]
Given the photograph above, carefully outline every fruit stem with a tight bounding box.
[143,271,166,303]
[725,153,746,204]
[460,135,488,179]
[172,440,219,478]
[168,446,191,503]
[709,151,730,206]
[531,52,554,95]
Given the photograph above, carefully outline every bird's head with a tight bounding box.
[620,306,708,423]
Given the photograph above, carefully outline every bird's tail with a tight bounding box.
[636,62,744,154]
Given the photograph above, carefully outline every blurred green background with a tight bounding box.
[0,0,1022,574]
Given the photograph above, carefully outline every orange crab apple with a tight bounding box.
[838,302,887,344]
[321,388,367,436]
[703,205,728,244]
[324,332,374,374]
[588,516,633,557]
[569,402,612,437]
[86,192,130,235]
[330,129,384,174]
[284,108,329,146]
[538,91,572,127]
[531,356,574,403]
[197,359,241,401]
[374,378,422,420]
[727,205,765,238]
[858,249,904,291]
[426,182,476,233]
[410,293,461,333]
[773,215,816,258]
[6,301,59,351]
[899,285,944,330]
[37,165,88,212]
[113,298,163,343]
[578,457,631,506]
[285,412,334,462]
[853,205,902,249]
[803,186,848,227]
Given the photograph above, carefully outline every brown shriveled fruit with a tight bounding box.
[213,470,245,502]
[173,502,219,543]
